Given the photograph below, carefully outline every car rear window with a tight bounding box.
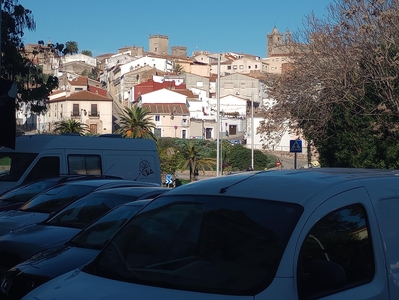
[19,184,96,214]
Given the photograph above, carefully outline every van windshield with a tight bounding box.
[89,195,303,295]
[0,152,37,182]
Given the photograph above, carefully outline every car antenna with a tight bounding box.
[103,163,115,176]
[219,172,260,194]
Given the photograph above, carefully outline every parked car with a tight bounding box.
[19,168,399,300]
[0,185,167,273]
[0,178,158,237]
[0,175,123,213]
[0,199,153,300]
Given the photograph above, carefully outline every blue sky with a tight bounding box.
[19,0,332,58]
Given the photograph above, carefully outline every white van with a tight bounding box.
[18,168,399,300]
[0,134,161,193]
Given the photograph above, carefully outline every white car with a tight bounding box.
[21,168,399,299]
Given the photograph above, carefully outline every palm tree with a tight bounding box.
[173,63,185,75]
[80,50,92,57]
[116,106,157,140]
[178,140,216,181]
[53,119,88,136]
[64,41,79,55]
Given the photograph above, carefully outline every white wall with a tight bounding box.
[120,56,173,76]
[141,89,187,104]
[62,54,97,67]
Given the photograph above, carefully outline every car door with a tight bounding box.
[295,187,388,300]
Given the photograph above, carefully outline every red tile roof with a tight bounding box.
[143,103,189,115]
[69,76,88,86]
[174,89,198,99]
[50,90,112,102]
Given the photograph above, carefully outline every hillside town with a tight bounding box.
[18,27,305,153]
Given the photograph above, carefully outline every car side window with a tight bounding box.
[24,156,60,183]
[68,155,101,175]
[297,204,375,300]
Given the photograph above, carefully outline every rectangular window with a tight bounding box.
[73,104,79,116]
[91,104,98,116]
[75,88,83,91]
[227,66,232,70]
[248,66,251,69]
[68,155,102,175]
[255,65,258,69]
[233,65,237,70]
[239,65,244,69]
[155,115,160,122]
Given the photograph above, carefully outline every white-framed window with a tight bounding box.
[239,65,244,69]
[155,115,160,122]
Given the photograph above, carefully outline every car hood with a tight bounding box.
[0,210,49,236]
[0,225,80,262]
[21,269,254,300]
[14,245,99,279]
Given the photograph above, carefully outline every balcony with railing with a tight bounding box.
[88,111,100,118]
[70,111,80,119]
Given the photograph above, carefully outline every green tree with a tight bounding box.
[115,106,157,140]
[176,140,216,181]
[159,146,182,179]
[64,41,79,55]
[81,50,92,57]
[1,0,59,114]
[260,0,399,168]
[53,119,88,136]
[229,145,270,171]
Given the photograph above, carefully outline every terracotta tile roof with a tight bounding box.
[50,90,66,96]
[69,76,88,86]
[143,103,190,115]
[88,86,107,97]
[174,89,198,99]
[51,90,112,102]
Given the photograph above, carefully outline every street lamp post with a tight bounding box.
[251,93,254,170]
[216,54,221,176]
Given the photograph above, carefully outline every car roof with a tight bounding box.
[91,186,168,197]
[165,168,399,206]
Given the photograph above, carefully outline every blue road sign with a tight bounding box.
[165,174,173,185]
[290,140,302,153]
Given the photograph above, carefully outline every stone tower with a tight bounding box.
[171,46,187,57]
[267,27,283,57]
[149,34,169,55]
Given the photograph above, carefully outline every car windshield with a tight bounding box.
[69,202,148,249]
[0,152,37,182]
[0,180,57,205]
[89,195,303,295]
[45,192,139,229]
[19,184,96,214]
